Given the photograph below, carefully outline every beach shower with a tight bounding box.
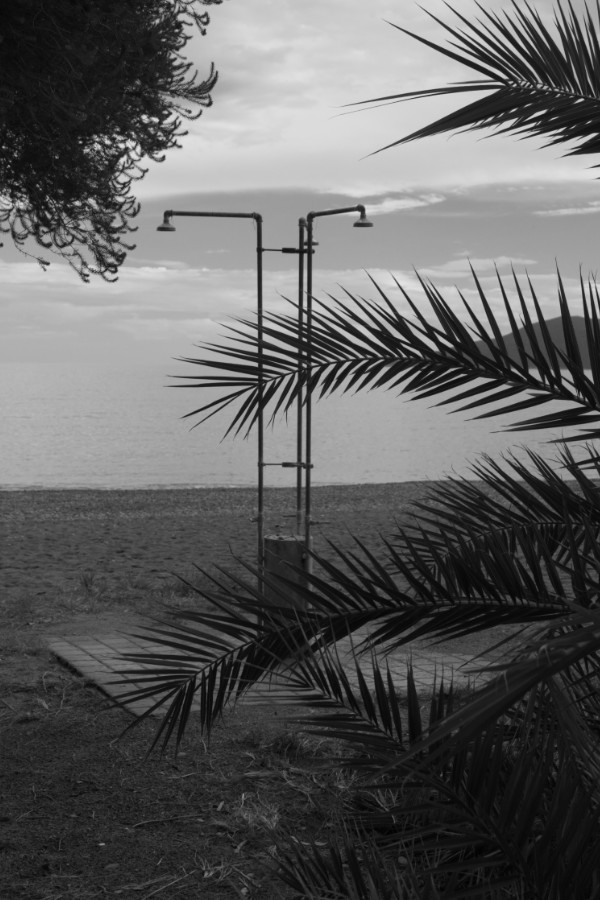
[157,204,373,591]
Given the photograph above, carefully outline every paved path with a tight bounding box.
[48,623,488,718]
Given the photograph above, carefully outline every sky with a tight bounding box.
[2,0,600,367]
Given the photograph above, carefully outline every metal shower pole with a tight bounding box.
[158,205,372,586]
[157,209,265,581]
[296,217,307,538]
[303,205,373,570]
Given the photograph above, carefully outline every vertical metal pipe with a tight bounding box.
[296,218,306,537]
[255,214,265,585]
[304,216,314,572]
[157,209,272,590]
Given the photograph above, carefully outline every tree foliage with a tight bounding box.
[0,0,220,280]
[115,2,600,897]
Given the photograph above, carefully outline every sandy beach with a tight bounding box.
[1,482,439,601]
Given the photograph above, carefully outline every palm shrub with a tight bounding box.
[117,3,600,897]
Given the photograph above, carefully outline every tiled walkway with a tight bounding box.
[49,625,487,718]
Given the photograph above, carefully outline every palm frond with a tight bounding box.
[277,700,600,898]
[393,610,600,771]
[114,511,589,756]
[367,681,600,900]
[173,270,600,442]
[351,1,600,162]
[380,445,600,620]
[115,497,600,893]
[277,831,418,900]
[275,644,600,899]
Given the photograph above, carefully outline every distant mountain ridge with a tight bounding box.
[477,315,592,369]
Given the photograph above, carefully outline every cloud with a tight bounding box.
[1,244,590,366]
[417,255,538,279]
[137,0,594,200]
[0,255,420,363]
[0,259,80,287]
[129,257,192,268]
[534,201,600,217]
[352,264,587,339]
[361,194,445,215]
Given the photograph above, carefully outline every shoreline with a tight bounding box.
[0,479,439,492]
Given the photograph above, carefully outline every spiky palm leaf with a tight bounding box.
[114,432,600,748]
[384,680,600,899]
[352,0,600,160]
[113,485,578,753]
[276,832,435,899]
[115,567,600,897]
[114,475,600,892]
[381,445,600,627]
[114,434,600,895]
[279,630,600,900]
[174,269,600,444]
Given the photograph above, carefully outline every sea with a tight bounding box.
[0,361,591,490]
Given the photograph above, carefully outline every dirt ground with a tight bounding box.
[0,485,418,898]
[0,483,519,899]
[1,606,358,900]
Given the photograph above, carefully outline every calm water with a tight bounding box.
[0,361,587,489]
